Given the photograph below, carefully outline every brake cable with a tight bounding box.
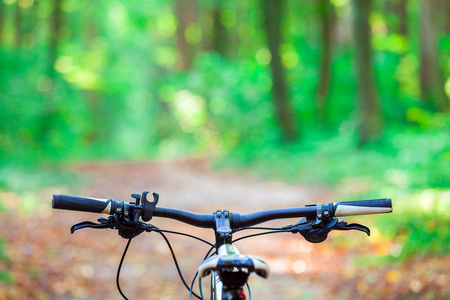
[115,223,214,300]
[236,226,286,231]
[157,231,205,299]
[153,228,214,247]
[232,229,290,243]
[116,227,136,300]
[190,246,215,300]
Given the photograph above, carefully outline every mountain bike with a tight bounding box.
[52,191,393,299]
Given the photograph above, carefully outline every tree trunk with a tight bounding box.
[419,0,449,111]
[0,1,4,45]
[353,0,383,146]
[175,0,197,71]
[316,0,335,123]
[84,9,100,145]
[14,2,22,46]
[264,0,297,142]
[211,8,227,57]
[446,0,450,34]
[398,0,408,36]
[49,0,63,78]
[22,0,37,41]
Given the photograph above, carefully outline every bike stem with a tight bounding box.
[214,210,233,248]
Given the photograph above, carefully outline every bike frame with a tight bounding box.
[205,244,250,300]
[199,210,269,300]
[211,271,222,300]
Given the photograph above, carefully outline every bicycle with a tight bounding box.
[52,191,393,299]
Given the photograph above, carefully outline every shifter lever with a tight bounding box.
[288,217,370,243]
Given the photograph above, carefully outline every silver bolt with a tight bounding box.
[317,212,322,218]
[116,207,122,213]
[324,210,330,216]
[124,211,129,216]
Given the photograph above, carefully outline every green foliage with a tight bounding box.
[0,0,448,164]
[353,188,449,268]
[214,122,450,261]
[0,0,449,263]
[0,238,13,284]
[0,166,80,193]
[0,272,13,284]
[376,188,449,259]
[0,238,8,263]
[215,122,450,190]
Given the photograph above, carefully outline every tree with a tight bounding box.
[263,0,297,142]
[0,1,4,45]
[316,0,335,123]
[14,1,22,46]
[419,0,449,111]
[446,0,450,34]
[210,5,227,57]
[398,0,408,36]
[353,0,383,146]
[175,0,198,71]
[49,0,64,78]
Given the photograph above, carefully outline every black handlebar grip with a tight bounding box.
[52,195,115,214]
[332,198,392,217]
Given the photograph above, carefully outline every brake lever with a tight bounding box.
[71,217,116,234]
[333,221,370,236]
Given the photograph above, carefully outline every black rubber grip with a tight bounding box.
[333,198,392,217]
[52,194,114,214]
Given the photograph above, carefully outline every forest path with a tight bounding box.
[68,157,334,300]
[1,158,446,299]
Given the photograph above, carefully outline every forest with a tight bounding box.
[0,0,449,298]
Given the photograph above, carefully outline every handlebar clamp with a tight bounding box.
[142,191,159,222]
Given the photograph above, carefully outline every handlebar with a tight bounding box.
[332,198,392,217]
[52,194,392,230]
[52,194,116,214]
[52,193,393,300]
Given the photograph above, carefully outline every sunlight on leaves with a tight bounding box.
[55,56,73,74]
[220,10,237,28]
[395,54,420,97]
[330,0,350,7]
[64,67,100,90]
[281,44,299,69]
[62,0,80,13]
[108,3,128,36]
[255,48,271,65]
[445,79,450,98]
[18,0,34,9]
[373,34,408,54]
[173,90,206,132]
[185,23,202,45]
[157,12,177,37]
[155,47,178,68]
[370,13,388,37]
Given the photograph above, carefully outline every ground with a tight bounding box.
[0,158,448,299]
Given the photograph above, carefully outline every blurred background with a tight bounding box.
[0,0,449,299]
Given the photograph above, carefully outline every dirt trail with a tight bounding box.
[69,158,333,299]
[1,158,447,299]
[72,158,331,211]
